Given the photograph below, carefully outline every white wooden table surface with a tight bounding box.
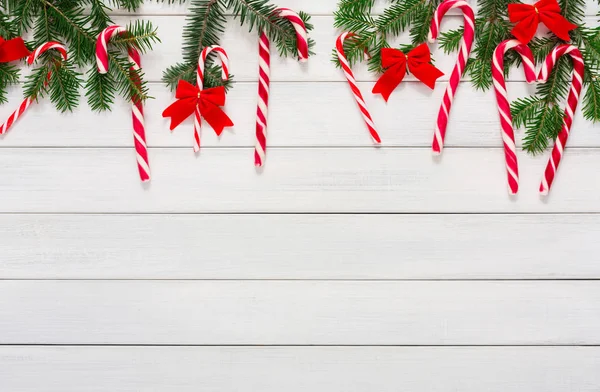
[1,1,599,390]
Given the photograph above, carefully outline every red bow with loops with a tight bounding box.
[508,0,577,44]
[162,80,234,135]
[372,44,444,102]
[0,37,30,63]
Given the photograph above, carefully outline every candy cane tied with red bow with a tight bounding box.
[0,41,67,135]
[336,32,381,144]
[255,8,309,167]
[538,45,584,195]
[96,25,150,182]
[492,39,537,195]
[428,0,475,155]
[195,45,230,152]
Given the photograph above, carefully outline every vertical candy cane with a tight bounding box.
[538,45,584,195]
[492,39,537,195]
[0,41,67,135]
[336,32,381,144]
[428,0,475,155]
[196,45,229,152]
[96,25,150,182]
[255,8,309,167]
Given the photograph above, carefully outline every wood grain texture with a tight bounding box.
[0,148,599,213]
[2,82,599,148]
[1,346,599,392]
[1,214,600,280]
[0,280,599,345]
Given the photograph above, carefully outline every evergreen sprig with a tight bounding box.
[333,0,441,74]
[1,0,159,111]
[162,0,315,90]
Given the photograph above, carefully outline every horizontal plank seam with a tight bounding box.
[0,278,599,282]
[2,211,600,215]
[1,344,599,347]
[1,278,599,282]
[2,146,600,151]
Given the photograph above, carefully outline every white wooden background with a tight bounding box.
[1,1,600,390]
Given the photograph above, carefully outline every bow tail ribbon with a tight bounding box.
[162,80,233,134]
[198,97,234,136]
[409,60,445,90]
[0,37,31,63]
[540,12,578,41]
[372,62,407,102]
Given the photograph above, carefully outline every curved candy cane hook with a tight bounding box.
[0,41,68,135]
[254,8,309,167]
[492,39,536,195]
[96,25,150,182]
[194,45,230,152]
[428,0,475,155]
[538,45,584,195]
[336,32,381,144]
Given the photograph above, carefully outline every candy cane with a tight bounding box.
[428,0,475,155]
[336,32,381,144]
[492,39,537,195]
[0,42,67,135]
[96,25,150,182]
[538,45,584,195]
[196,45,230,152]
[255,8,309,167]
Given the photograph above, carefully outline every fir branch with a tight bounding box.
[583,75,600,121]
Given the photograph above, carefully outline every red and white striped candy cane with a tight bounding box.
[492,39,537,195]
[336,32,381,144]
[428,0,475,155]
[255,8,309,167]
[196,45,229,152]
[0,41,67,135]
[96,25,150,182]
[538,45,584,195]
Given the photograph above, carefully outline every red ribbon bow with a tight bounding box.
[372,44,444,102]
[162,80,234,135]
[0,36,30,63]
[508,0,577,44]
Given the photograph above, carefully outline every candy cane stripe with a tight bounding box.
[538,45,584,195]
[195,45,230,152]
[96,25,151,182]
[0,41,67,135]
[429,0,475,155]
[336,32,381,144]
[492,39,537,195]
[255,8,309,167]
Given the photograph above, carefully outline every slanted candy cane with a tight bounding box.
[255,8,309,167]
[428,0,475,155]
[336,32,381,144]
[492,39,537,195]
[538,45,584,195]
[195,45,230,152]
[0,42,67,135]
[96,25,150,182]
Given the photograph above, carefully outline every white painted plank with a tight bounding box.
[3,82,599,148]
[1,346,599,392]
[0,281,598,344]
[1,214,600,279]
[0,148,599,213]
[118,0,600,16]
